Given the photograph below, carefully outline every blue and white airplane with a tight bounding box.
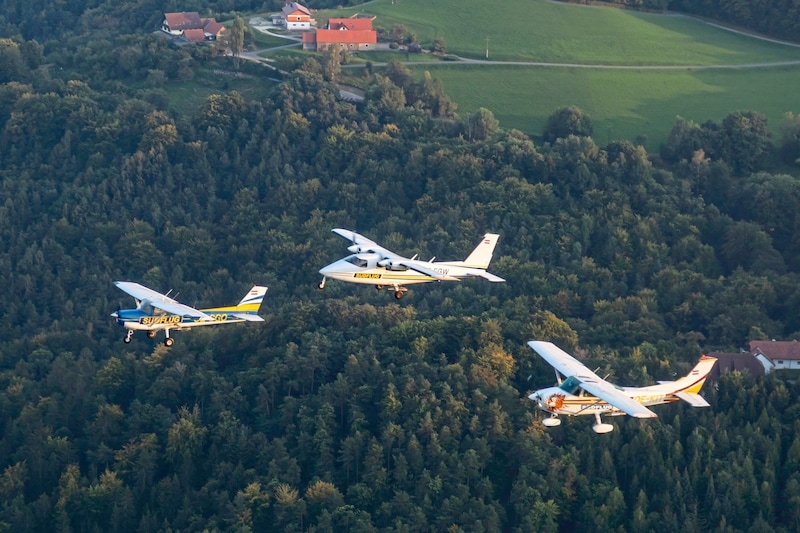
[318,229,504,299]
[111,281,267,346]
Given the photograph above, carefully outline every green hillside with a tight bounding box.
[329,0,800,64]
[321,0,800,149]
[424,64,800,150]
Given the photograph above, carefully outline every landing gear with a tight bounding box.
[375,285,384,290]
[592,412,613,434]
[164,330,174,347]
[124,330,134,343]
[147,330,157,339]
[318,277,326,290]
[542,415,561,427]
[392,285,408,300]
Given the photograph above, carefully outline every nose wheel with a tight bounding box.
[318,277,326,290]
[124,330,134,343]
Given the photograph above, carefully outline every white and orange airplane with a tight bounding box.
[528,340,716,434]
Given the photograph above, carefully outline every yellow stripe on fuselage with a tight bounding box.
[203,304,259,313]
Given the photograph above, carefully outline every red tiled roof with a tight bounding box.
[165,12,203,31]
[204,20,225,35]
[328,18,373,31]
[750,339,800,360]
[302,32,317,44]
[315,29,376,44]
[183,28,206,42]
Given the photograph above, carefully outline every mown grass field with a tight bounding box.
[422,64,800,151]
[313,0,800,151]
[325,0,800,64]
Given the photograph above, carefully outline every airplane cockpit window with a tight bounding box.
[345,255,369,268]
[559,375,582,395]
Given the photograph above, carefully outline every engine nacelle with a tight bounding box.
[378,258,408,271]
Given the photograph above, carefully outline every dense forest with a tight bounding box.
[3,1,800,532]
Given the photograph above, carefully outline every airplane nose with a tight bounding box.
[319,264,334,276]
[110,312,118,318]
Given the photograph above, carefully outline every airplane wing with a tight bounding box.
[528,341,658,419]
[331,228,402,259]
[114,281,213,320]
[398,261,460,281]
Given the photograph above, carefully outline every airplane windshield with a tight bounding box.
[559,375,582,395]
[345,255,369,268]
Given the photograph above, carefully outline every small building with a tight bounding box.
[750,339,800,372]
[162,12,225,41]
[281,2,313,31]
[708,351,766,379]
[303,16,377,52]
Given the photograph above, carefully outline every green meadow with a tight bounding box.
[317,0,800,150]
[424,65,800,151]
[327,0,800,65]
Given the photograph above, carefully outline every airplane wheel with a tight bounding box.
[147,330,157,339]
[318,282,325,290]
[375,285,384,290]
[164,338,175,347]
[123,337,132,344]
[394,291,404,300]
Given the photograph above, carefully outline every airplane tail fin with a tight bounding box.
[669,355,717,405]
[236,286,268,312]
[463,234,500,269]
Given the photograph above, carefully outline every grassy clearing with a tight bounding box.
[164,66,278,115]
[413,64,800,151]
[249,29,298,48]
[324,0,800,64]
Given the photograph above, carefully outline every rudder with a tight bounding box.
[464,234,500,269]
[237,286,268,311]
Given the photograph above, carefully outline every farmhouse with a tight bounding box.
[162,12,225,41]
[750,339,800,372]
[303,16,377,52]
[708,339,800,378]
[281,2,314,31]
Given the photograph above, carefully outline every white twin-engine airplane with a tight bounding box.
[111,281,267,346]
[528,341,717,434]
[318,228,505,298]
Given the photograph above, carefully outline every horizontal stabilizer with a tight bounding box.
[229,312,265,322]
[674,392,710,408]
[471,271,506,283]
